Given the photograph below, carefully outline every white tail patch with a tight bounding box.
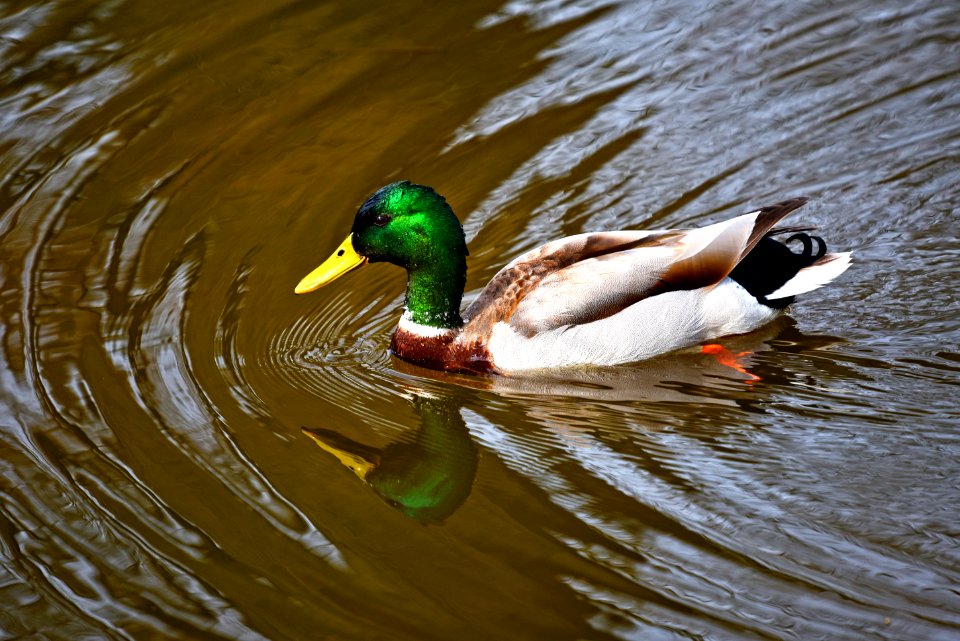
[767,252,853,300]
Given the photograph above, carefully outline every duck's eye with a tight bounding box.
[373,214,390,227]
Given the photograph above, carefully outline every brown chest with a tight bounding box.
[390,328,495,375]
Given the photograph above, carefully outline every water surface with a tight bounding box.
[1,1,959,639]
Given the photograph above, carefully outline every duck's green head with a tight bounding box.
[295,181,468,329]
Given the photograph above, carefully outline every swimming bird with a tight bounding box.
[295,181,851,374]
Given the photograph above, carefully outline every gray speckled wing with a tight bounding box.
[463,199,806,341]
[506,246,678,336]
[462,229,674,337]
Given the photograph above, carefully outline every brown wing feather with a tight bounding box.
[659,198,808,290]
[504,250,676,336]
[462,198,808,340]
[463,231,676,337]
[744,198,808,257]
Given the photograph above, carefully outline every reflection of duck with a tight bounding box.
[302,394,477,524]
[295,182,851,374]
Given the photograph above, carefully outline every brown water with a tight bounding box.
[1,1,959,639]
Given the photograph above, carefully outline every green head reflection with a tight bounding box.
[303,393,478,525]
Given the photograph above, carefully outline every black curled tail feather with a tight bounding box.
[785,233,826,260]
[729,231,829,308]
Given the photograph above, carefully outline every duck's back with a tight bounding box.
[460,199,850,372]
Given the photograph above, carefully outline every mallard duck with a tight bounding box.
[295,181,851,374]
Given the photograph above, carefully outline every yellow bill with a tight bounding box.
[294,234,367,294]
[302,429,377,480]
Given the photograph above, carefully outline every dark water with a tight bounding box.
[1,0,959,639]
